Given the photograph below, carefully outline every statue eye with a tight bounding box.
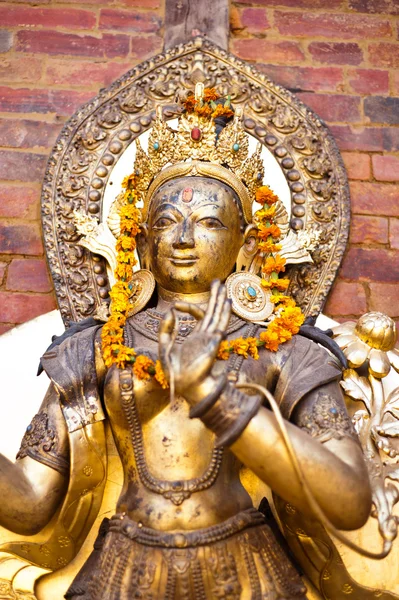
[197,217,225,230]
[153,216,175,229]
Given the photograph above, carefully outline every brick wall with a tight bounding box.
[0,0,397,335]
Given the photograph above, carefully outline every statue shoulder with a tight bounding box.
[40,321,106,433]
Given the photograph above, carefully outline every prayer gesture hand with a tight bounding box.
[158,280,231,402]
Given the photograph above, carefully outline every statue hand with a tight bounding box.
[158,280,231,402]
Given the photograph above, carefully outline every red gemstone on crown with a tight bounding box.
[191,127,202,141]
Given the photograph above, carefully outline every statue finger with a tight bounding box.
[158,308,177,368]
[200,280,221,331]
[207,284,227,333]
[173,301,205,322]
[216,298,232,336]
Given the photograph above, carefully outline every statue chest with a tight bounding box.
[103,351,219,485]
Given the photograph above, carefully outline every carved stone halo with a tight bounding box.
[126,269,156,317]
[225,272,274,323]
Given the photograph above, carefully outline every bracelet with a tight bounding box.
[190,381,262,447]
[189,374,228,419]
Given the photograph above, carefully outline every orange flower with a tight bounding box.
[272,278,290,291]
[184,94,196,112]
[259,329,280,352]
[256,186,279,206]
[195,104,213,118]
[154,360,169,389]
[217,340,231,360]
[211,104,234,119]
[262,255,286,275]
[133,355,155,380]
[203,88,220,102]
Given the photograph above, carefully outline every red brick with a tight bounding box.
[0,261,6,285]
[330,125,399,152]
[258,64,344,92]
[275,11,391,39]
[372,155,399,182]
[0,87,93,116]
[119,0,160,7]
[0,292,56,324]
[0,185,39,219]
[349,0,399,15]
[390,218,399,250]
[16,30,130,59]
[369,283,399,318]
[6,258,52,293]
[130,35,163,60]
[341,152,371,180]
[350,182,399,216]
[298,93,361,123]
[45,59,132,87]
[0,119,60,149]
[236,8,270,33]
[235,0,344,6]
[0,57,42,83]
[341,248,399,281]
[0,6,96,29]
[369,43,399,68]
[364,97,399,126]
[232,39,304,64]
[0,30,12,53]
[0,223,43,255]
[309,42,363,65]
[350,215,388,244]
[0,151,47,183]
[347,68,389,95]
[0,324,12,335]
[324,281,367,316]
[99,9,161,33]
[393,71,399,96]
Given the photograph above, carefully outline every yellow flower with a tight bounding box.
[154,360,169,389]
[259,329,280,352]
[217,340,231,360]
[231,337,250,358]
[247,337,259,360]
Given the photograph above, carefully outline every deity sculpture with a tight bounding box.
[0,85,374,599]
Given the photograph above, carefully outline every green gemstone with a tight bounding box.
[233,143,240,152]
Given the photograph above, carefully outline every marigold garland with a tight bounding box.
[102,94,305,385]
[216,185,305,359]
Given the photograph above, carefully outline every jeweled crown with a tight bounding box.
[135,83,265,223]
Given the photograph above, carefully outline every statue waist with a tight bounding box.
[108,507,265,548]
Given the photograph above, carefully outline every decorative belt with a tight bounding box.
[108,507,265,549]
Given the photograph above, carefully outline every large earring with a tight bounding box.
[225,272,274,323]
[126,269,156,317]
[236,225,259,273]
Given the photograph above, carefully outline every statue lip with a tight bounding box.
[169,255,198,266]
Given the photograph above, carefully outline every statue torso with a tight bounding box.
[103,312,277,532]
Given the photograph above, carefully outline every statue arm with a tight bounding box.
[0,384,69,536]
[228,381,371,531]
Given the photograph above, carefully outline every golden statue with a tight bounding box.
[1,38,399,599]
[0,83,378,600]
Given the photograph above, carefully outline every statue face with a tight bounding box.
[142,177,244,294]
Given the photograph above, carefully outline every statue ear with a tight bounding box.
[137,223,150,270]
[236,224,259,272]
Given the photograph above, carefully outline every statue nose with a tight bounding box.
[173,220,195,249]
